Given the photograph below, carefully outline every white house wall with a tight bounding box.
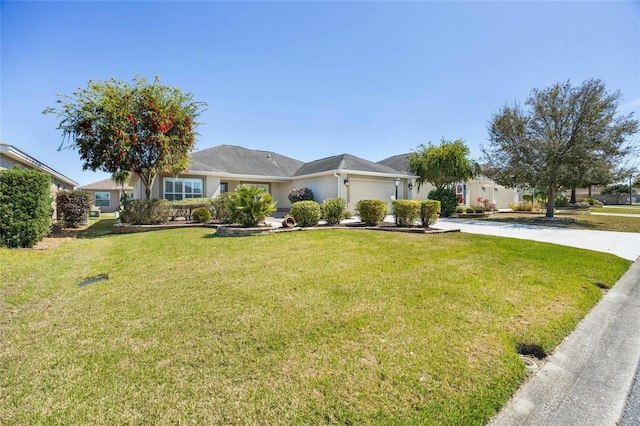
[292,175,340,207]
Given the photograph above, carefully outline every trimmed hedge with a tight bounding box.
[290,200,321,227]
[0,166,53,248]
[169,197,213,220]
[420,200,441,228]
[121,199,172,225]
[392,199,420,227]
[211,193,233,222]
[320,197,347,225]
[56,190,92,228]
[356,199,389,226]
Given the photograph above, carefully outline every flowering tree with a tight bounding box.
[44,76,206,199]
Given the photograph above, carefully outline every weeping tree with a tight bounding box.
[407,138,479,191]
[484,79,639,217]
[44,76,206,199]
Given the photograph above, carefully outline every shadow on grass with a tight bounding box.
[477,216,600,230]
[76,219,117,239]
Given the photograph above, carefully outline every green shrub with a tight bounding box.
[169,197,213,220]
[356,199,389,226]
[192,207,212,223]
[392,199,420,227]
[427,187,458,217]
[211,193,233,222]
[473,205,486,213]
[555,194,570,207]
[288,187,314,203]
[121,199,171,225]
[465,206,475,213]
[0,166,53,248]
[56,190,92,227]
[454,206,464,214]
[344,210,352,219]
[320,197,347,225]
[227,185,277,227]
[579,197,601,206]
[510,201,536,211]
[290,200,321,227]
[601,184,634,195]
[420,200,441,228]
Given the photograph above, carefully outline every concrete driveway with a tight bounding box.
[434,217,640,261]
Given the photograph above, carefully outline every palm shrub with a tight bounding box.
[392,199,420,227]
[427,187,458,217]
[288,187,314,203]
[0,166,52,248]
[320,197,347,225]
[356,199,389,226]
[227,185,277,227]
[56,190,92,227]
[420,200,441,227]
[290,200,321,227]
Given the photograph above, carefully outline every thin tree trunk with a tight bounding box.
[570,187,577,204]
[588,186,592,197]
[546,185,556,218]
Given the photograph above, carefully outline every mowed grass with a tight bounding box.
[478,212,640,233]
[596,205,640,215]
[0,222,631,425]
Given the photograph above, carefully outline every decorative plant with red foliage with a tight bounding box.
[44,76,206,199]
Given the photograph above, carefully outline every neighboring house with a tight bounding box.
[0,142,78,218]
[78,178,134,213]
[378,154,522,209]
[0,142,77,190]
[128,144,520,212]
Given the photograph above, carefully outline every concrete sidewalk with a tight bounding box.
[489,259,640,426]
[434,217,640,261]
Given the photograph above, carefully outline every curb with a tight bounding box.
[490,259,640,425]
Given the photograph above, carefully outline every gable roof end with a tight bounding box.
[377,153,411,174]
[294,153,404,177]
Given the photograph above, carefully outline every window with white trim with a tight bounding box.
[94,192,110,207]
[164,178,203,201]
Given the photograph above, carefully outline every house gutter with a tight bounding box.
[334,172,341,198]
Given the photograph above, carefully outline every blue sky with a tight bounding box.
[2,1,639,186]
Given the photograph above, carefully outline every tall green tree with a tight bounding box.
[407,138,479,191]
[483,79,638,217]
[44,76,206,199]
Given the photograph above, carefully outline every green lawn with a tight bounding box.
[596,205,640,215]
[0,221,631,425]
[476,212,640,233]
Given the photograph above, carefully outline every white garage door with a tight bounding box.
[350,178,399,208]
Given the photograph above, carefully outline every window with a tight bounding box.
[220,182,228,193]
[94,192,110,207]
[164,178,203,201]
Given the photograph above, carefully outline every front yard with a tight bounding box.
[0,220,631,424]
[473,211,640,233]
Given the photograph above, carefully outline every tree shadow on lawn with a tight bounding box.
[477,216,600,230]
[76,219,118,239]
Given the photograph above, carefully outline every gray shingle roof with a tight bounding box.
[188,145,304,177]
[78,178,133,191]
[377,153,410,174]
[293,154,402,177]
